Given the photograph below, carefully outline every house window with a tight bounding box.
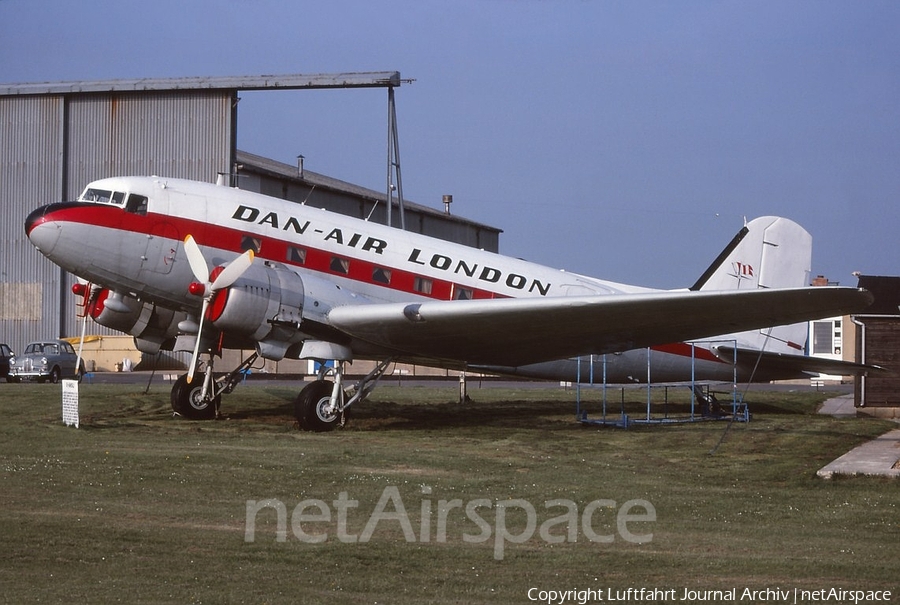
[812,321,837,355]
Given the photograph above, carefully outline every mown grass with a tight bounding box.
[0,380,897,604]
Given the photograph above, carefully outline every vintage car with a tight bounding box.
[0,343,13,382]
[8,340,84,383]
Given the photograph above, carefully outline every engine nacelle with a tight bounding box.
[206,261,305,354]
[82,288,184,352]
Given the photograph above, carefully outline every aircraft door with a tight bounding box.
[139,220,179,276]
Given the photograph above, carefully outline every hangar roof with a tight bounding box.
[0,72,402,96]
[236,149,501,234]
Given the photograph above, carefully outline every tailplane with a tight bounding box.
[692,216,812,354]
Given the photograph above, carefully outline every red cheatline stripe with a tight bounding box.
[650,342,723,363]
[39,204,505,301]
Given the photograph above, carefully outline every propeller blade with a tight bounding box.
[75,309,88,376]
[183,242,254,384]
[73,279,94,376]
[183,235,210,284]
[211,249,255,291]
[187,298,209,384]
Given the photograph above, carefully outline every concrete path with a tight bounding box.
[816,394,900,479]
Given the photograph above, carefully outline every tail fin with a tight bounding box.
[691,216,812,292]
[692,216,812,353]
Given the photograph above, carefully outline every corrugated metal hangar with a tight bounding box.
[0,72,501,354]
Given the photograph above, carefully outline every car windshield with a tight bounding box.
[25,343,57,354]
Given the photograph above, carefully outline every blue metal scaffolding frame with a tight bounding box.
[573,341,751,428]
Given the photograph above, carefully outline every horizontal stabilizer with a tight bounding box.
[713,346,886,379]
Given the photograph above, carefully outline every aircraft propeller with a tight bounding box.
[183,235,254,383]
[71,279,100,377]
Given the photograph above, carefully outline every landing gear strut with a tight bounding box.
[294,358,394,431]
[170,352,259,419]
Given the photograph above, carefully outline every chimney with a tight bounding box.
[443,194,453,215]
[297,155,305,178]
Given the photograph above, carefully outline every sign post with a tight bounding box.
[62,379,79,428]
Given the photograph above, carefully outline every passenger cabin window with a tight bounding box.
[287,246,307,264]
[372,267,392,284]
[414,277,433,295]
[241,236,261,254]
[330,257,350,274]
[453,286,474,300]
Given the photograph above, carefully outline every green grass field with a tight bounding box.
[0,380,896,604]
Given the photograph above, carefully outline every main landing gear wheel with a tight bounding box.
[171,374,221,420]
[294,380,344,432]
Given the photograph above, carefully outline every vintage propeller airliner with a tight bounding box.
[24,175,873,430]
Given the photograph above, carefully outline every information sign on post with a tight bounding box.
[62,379,79,428]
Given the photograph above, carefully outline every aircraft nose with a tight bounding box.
[25,204,62,254]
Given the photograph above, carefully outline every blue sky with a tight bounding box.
[2,1,898,288]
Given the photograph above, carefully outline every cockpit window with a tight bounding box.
[82,188,114,203]
[125,194,148,215]
[81,188,129,206]
[80,188,144,212]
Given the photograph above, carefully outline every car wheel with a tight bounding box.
[48,367,61,384]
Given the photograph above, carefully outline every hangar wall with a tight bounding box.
[1,96,65,349]
[64,92,234,195]
[1,90,234,352]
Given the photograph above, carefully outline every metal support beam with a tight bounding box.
[0,72,404,96]
[386,86,406,229]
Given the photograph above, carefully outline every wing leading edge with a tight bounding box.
[325,286,873,367]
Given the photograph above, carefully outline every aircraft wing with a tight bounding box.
[325,286,872,367]
[712,346,885,378]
